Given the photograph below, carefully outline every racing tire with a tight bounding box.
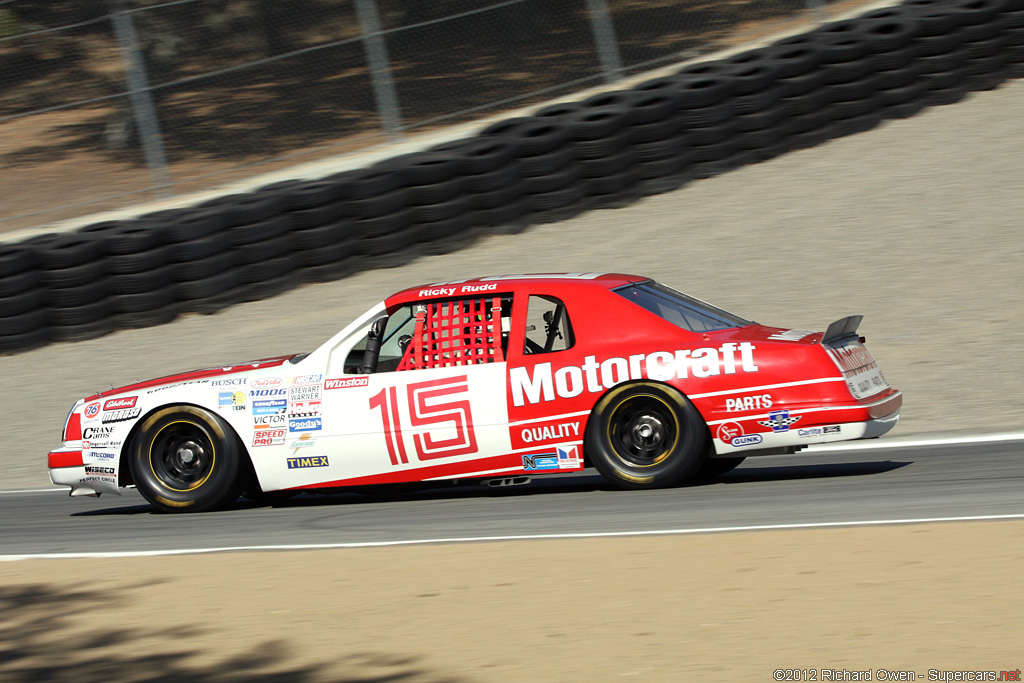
[585,382,708,490]
[0,326,51,354]
[0,269,39,298]
[199,192,286,226]
[0,286,45,317]
[695,456,746,479]
[52,317,115,343]
[286,201,349,231]
[0,244,38,278]
[129,405,246,513]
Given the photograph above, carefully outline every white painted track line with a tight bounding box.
[805,430,1024,452]
[2,513,1023,562]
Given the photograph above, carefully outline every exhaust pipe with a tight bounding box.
[482,476,531,487]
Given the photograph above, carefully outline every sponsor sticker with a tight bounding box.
[291,374,322,385]
[252,429,286,447]
[823,425,841,434]
[211,378,247,387]
[288,400,322,418]
[522,453,559,471]
[250,388,287,398]
[89,451,116,460]
[251,377,283,389]
[798,427,824,438]
[103,396,138,410]
[731,434,764,447]
[252,398,287,415]
[556,445,582,469]
[102,407,141,424]
[325,377,369,390]
[218,391,247,410]
[517,420,581,446]
[289,385,321,402]
[289,417,322,433]
[510,343,759,407]
[85,465,115,476]
[286,456,329,469]
[254,414,287,428]
[84,403,100,419]
[717,421,744,444]
[758,410,801,433]
[725,394,773,412]
[82,425,114,440]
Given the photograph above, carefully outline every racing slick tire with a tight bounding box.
[129,405,245,513]
[585,382,708,489]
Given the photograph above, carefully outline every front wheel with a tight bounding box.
[585,382,708,490]
[129,405,244,513]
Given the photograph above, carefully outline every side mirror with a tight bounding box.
[361,316,388,375]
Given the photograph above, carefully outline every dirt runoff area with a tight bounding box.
[1,520,1021,682]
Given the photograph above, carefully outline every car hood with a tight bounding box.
[84,354,298,401]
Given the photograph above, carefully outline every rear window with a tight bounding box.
[614,281,751,332]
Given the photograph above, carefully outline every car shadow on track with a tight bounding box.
[716,460,912,484]
[69,460,913,515]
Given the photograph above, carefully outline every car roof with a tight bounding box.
[385,273,648,307]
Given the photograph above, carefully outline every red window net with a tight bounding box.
[396,297,505,371]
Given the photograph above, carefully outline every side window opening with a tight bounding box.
[397,296,511,371]
[346,296,512,373]
[524,295,574,354]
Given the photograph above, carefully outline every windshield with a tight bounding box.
[614,281,751,332]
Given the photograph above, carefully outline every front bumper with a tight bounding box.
[48,444,120,497]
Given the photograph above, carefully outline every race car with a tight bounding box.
[48,273,901,512]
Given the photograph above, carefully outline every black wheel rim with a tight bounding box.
[148,420,216,491]
[607,394,679,467]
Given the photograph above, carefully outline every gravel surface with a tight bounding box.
[6,79,1023,490]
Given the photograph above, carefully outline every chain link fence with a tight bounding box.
[0,0,871,234]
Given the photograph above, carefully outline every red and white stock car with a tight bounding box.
[48,273,901,512]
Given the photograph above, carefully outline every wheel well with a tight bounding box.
[118,403,252,489]
[581,380,713,459]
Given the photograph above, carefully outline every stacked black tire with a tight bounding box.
[2,0,1024,354]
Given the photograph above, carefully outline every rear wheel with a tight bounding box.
[129,405,244,512]
[585,382,707,489]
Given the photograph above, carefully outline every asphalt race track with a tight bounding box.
[3,436,1021,559]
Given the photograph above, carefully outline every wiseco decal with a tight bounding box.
[509,343,758,407]
[103,396,138,410]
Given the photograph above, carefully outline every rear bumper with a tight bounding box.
[711,390,901,455]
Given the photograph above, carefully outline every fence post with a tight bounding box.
[111,7,174,198]
[585,0,623,85]
[805,0,828,24]
[355,0,402,141]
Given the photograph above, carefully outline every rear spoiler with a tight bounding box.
[822,315,863,345]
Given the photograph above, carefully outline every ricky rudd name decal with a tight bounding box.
[510,343,758,407]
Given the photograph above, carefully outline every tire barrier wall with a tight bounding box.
[2,0,1023,354]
